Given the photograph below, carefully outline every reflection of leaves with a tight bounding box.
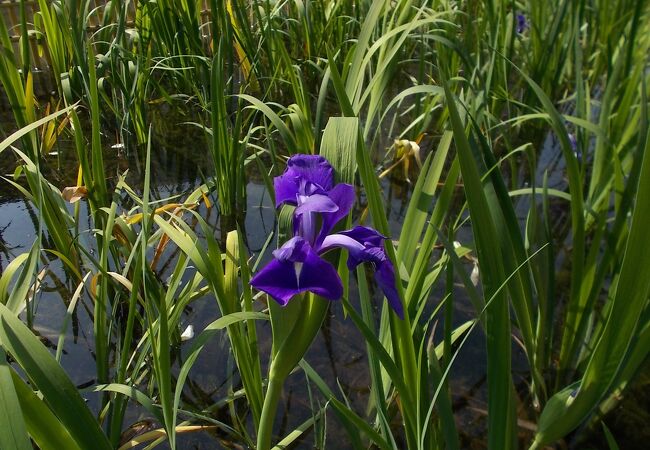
[0,223,17,261]
[61,186,88,203]
[29,327,65,354]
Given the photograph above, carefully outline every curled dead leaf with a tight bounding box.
[61,186,88,203]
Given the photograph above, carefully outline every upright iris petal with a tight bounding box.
[292,183,356,246]
[315,183,356,246]
[294,193,340,244]
[273,155,334,207]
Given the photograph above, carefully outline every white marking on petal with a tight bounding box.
[294,262,304,286]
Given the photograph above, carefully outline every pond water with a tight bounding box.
[1,99,648,449]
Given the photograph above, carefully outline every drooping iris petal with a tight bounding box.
[319,226,403,318]
[376,262,403,319]
[337,226,386,248]
[319,233,366,270]
[251,236,342,305]
[297,249,343,300]
[321,226,387,269]
[273,155,334,207]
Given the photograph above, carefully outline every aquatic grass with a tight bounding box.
[0,14,31,132]
[356,264,397,448]
[1,0,649,448]
[87,175,260,445]
[463,105,547,404]
[438,0,649,422]
[0,15,86,282]
[351,113,457,449]
[132,130,174,447]
[9,367,82,450]
[219,0,260,93]
[2,147,82,301]
[335,0,453,142]
[0,346,31,450]
[325,38,512,448]
[0,167,199,448]
[557,46,641,380]
[444,82,517,450]
[34,0,71,95]
[494,17,650,407]
[154,206,265,436]
[0,302,112,450]
[208,40,247,219]
[531,81,650,450]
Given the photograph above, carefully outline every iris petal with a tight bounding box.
[286,155,334,191]
[319,226,403,318]
[297,248,343,300]
[273,155,334,207]
[319,234,366,269]
[272,236,308,261]
[274,174,300,207]
[250,259,304,306]
[293,195,338,244]
[317,183,356,244]
[376,262,403,319]
[321,226,387,269]
[251,238,342,305]
[295,194,339,216]
[338,226,386,247]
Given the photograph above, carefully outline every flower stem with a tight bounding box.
[256,376,283,450]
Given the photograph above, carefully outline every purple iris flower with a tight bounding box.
[272,154,356,247]
[516,13,529,34]
[251,155,403,319]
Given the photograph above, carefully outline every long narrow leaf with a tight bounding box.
[0,303,111,450]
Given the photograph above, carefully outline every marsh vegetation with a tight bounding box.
[0,1,649,449]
